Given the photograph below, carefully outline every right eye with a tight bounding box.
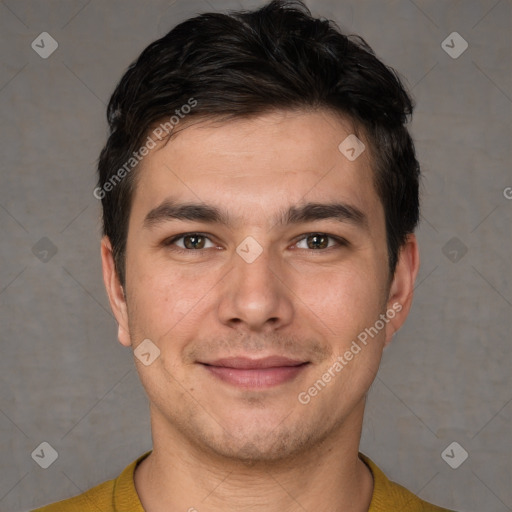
[163,233,217,252]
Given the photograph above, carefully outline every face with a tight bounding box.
[102,110,418,463]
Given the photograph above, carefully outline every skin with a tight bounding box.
[101,110,420,512]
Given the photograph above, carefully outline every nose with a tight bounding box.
[217,246,294,332]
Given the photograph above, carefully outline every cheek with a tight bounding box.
[125,256,216,341]
[306,270,387,390]
[297,265,386,334]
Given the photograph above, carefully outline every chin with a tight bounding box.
[190,412,333,465]
[207,433,310,464]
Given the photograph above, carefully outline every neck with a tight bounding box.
[134,401,373,512]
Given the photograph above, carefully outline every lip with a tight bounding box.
[204,356,306,369]
[200,356,309,389]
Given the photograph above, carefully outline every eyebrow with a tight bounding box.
[143,199,368,230]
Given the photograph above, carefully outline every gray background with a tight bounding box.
[0,0,510,511]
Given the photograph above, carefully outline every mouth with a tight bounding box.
[199,356,310,389]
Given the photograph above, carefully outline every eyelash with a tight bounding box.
[162,232,348,255]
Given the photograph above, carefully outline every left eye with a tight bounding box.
[295,233,343,250]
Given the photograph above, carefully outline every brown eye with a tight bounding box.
[164,233,215,251]
[182,234,206,249]
[295,233,343,250]
[306,234,329,249]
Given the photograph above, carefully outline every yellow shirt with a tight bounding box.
[32,452,454,511]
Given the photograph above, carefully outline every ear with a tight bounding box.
[384,234,420,347]
[101,236,131,347]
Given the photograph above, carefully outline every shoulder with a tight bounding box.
[360,453,456,512]
[31,478,115,512]
[31,452,150,512]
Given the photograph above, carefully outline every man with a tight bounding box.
[34,1,455,510]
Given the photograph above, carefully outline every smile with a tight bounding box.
[200,356,310,389]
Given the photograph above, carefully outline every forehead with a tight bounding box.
[130,110,382,228]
